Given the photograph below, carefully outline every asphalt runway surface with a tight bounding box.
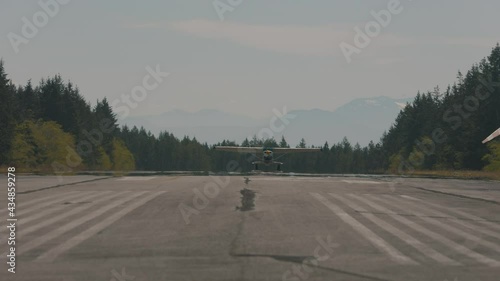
[0,174,499,281]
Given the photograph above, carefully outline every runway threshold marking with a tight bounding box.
[0,191,80,215]
[116,176,157,181]
[389,195,499,239]
[354,194,500,267]
[0,191,114,236]
[328,193,460,266]
[342,180,382,185]
[400,195,500,232]
[0,191,90,233]
[37,191,166,262]
[0,191,85,218]
[378,195,500,254]
[6,191,148,257]
[0,192,122,246]
[310,192,417,265]
[16,192,127,239]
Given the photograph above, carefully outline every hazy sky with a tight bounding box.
[1,0,499,118]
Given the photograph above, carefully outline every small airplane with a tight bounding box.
[482,127,500,144]
[214,146,322,171]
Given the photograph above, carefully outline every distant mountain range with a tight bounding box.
[120,96,414,146]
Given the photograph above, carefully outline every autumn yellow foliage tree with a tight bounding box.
[482,141,500,172]
[9,121,37,169]
[10,120,81,171]
[111,138,135,171]
[96,146,113,170]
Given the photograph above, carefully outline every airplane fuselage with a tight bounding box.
[263,149,274,164]
[254,148,283,171]
[214,145,322,172]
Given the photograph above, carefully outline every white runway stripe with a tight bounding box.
[354,194,500,267]
[0,191,89,233]
[400,195,500,232]
[310,192,417,265]
[37,191,166,262]
[329,193,460,266]
[9,191,147,256]
[18,191,110,229]
[0,191,81,215]
[342,180,382,185]
[391,195,500,239]
[117,177,157,181]
[377,195,500,254]
[17,191,95,217]
[0,191,116,245]
[16,191,127,238]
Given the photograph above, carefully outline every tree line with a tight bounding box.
[0,44,499,173]
[381,44,500,174]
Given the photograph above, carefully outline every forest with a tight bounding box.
[0,44,499,175]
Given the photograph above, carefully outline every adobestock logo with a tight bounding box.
[8,0,71,54]
[340,0,410,63]
[213,0,244,21]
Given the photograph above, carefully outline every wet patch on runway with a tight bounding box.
[236,188,256,211]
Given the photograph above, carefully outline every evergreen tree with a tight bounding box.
[241,138,250,147]
[0,60,15,165]
[297,138,306,148]
[279,136,289,148]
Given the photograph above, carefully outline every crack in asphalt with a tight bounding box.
[381,178,500,206]
[410,185,500,206]
[230,253,395,281]
[18,177,113,194]
[354,210,500,222]
[228,178,393,281]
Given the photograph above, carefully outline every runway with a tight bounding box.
[0,175,499,280]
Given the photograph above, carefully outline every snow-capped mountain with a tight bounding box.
[120,96,414,146]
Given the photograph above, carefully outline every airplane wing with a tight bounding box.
[214,146,262,153]
[214,146,322,153]
[482,128,500,144]
[272,148,322,153]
